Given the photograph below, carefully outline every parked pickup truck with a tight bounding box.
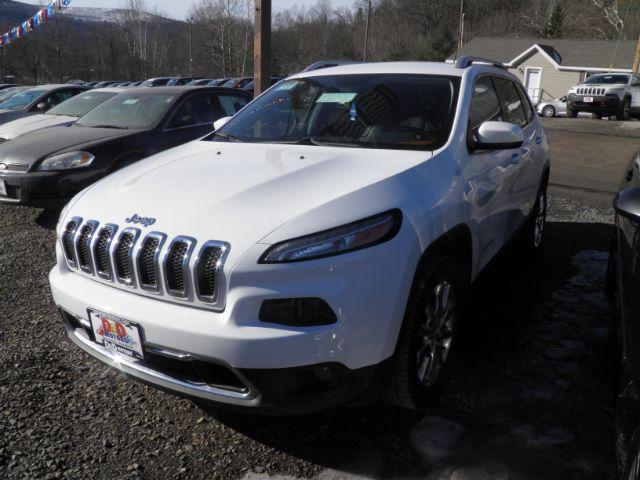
[566,73,640,120]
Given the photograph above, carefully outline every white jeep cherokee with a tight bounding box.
[566,73,640,120]
[50,58,550,413]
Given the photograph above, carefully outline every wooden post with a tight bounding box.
[633,33,640,74]
[363,0,371,62]
[254,0,271,97]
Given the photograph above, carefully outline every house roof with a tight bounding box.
[452,37,637,71]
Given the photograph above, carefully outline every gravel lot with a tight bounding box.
[0,186,617,480]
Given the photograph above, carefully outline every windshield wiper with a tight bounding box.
[213,131,241,142]
[85,124,129,130]
[264,137,364,148]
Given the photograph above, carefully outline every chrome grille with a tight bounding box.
[0,162,28,172]
[577,87,605,96]
[60,220,229,309]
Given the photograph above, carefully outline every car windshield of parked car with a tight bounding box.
[0,87,28,103]
[0,90,45,111]
[76,93,176,129]
[46,91,118,118]
[212,74,460,151]
[584,74,629,85]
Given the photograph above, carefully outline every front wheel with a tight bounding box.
[386,255,463,409]
[618,97,631,121]
[520,181,548,253]
[541,105,556,117]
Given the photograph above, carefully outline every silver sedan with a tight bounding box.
[537,96,567,117]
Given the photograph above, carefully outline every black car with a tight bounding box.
[141,77,173,87]
[0,84,89,126]
[0,84,19,91]
[0,86,251,207]
[609,149,640,479]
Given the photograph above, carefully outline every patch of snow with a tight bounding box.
[410,416,466,462]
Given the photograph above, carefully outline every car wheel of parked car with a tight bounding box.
[386,254,463,409]
[592,113,603,119]
[566,106,578,118]
[542,105,556,117]
[618,97,631,121]
[520,178,548,253]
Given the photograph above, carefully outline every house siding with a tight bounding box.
[508,51,582,102]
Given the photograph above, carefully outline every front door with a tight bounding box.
[525,68,542,104]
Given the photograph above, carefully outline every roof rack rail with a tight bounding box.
[453,56,507,70]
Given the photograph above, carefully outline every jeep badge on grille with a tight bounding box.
[125,214,156,227]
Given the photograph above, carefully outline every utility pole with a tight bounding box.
[363,0,372,62]
[254,0,271,97]
[188,18,193,77]
[633,32,640,74]
[457,0,465,54]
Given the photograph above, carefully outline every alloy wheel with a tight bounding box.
[534,190,546,248]
[542,106,555,117]
[416,280,456,387]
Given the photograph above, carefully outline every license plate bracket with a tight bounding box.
[583,96,594,103]
[88,309,144,359]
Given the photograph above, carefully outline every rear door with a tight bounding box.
[465,75,520,269]
[493,76,543,236]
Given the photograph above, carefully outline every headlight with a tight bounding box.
[260,209,402,263]
[37,151,94,171]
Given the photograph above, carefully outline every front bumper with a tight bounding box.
[50,227,418,412]
[59,308,388,413]
[567,93,620,113]
[0,168,103,208]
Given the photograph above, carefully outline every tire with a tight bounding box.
[592,112,603,119]
[541,105,556,117]
[618,97,631,121]
[566,106,578,118]
[520,176,548,253]
[386,254,463,409]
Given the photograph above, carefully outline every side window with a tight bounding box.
[469,76,503,136]
[515,83,534,123]
[217,94,249,117]
[44,90,77,108]
[167,94,214,129]
[493,77,527,128]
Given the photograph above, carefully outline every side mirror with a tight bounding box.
[614,187,640,223]
[36,102,49,111]
[473,121,524,151]
[213,116,232,131]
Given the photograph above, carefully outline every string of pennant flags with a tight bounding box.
[0,0,72,48]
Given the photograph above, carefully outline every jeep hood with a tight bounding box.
[0,113,76,140]
[68,140,430,256]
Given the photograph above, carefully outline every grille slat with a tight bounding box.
[195,242,228,303]
[138,234,165,292]
[61,218,81,268]
[165,241,190,295]
[77,222,97,273]
[94,226,115,278]
[114,230,138,285]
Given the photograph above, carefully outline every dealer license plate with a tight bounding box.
[583,96,594,103]
[0,180,6,197]
[89,310,144,359]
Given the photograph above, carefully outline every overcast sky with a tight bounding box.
[21,0,356,19]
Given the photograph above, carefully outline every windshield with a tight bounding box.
[47,91,117,118]
[0,87,28,102]
[212,74,460,151]
[0,90,45,111]
[584,74,629,85]
[76,92,176,129]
